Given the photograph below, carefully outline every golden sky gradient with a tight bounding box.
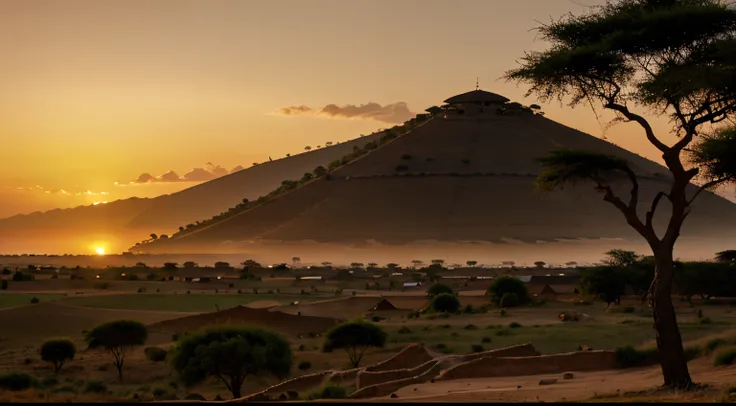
[1,0,731,218]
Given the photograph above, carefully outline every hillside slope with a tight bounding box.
[141,114,736,254]
[0,131,385,254]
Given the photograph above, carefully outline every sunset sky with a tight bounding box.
[2,0,732,218]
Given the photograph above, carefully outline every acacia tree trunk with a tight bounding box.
[651,245,693,388]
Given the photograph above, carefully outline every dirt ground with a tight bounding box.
[379,356,736,402]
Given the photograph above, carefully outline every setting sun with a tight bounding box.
[95,247,105,255]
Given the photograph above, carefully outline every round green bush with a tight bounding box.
[488,277,529,305]
[427,283,453,297]
[430,293,460,313]
[144,346,168,362]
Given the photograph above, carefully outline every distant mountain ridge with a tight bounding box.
[0,131,386,254]
[138,105,736,255]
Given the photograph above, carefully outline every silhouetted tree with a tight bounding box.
[149,233,158,241]
[430,259,445,267]
[534,261,546,269]
[601,249,641,268]
[716,250,736,263]
[304,146,311,151]
[326,141,333,146]
[411,260,423,269]
[367,262,378,269]
[171,327,291,399]
[178,226,185,232]
[466,260,478,268]
[488,277,529,306]
[505,0,736,387]
[183,261,198,269]
[579,267,626,307]
[322,321,387,368]
[85,320,147,380]
[40,338,76,375]
[427,283,453,297]
[163,262,178,271]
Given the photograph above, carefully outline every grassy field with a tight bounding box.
[0,293,66,309]
[60,293,325,312]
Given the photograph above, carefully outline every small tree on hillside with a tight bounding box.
[323,321,387,368]
[411,260,423,269]
[40,338,76,374]
[427,283,453,298]
[505,0,736,387]
[183,261,198,269]
[534,261,546,269]
[488,277,529,306]
[171,326,292,399]
[425,106,443,116]
[85,320,147,380]
[430,259,445,267]
[466,260,478,268]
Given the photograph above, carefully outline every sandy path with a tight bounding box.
[372,357,736,402]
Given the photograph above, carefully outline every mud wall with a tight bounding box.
[350,359,455,399]
[436,350,617,381]
[363,343,433,372]
[356,343,538,390]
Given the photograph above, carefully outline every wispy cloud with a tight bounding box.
[277,102,415,124]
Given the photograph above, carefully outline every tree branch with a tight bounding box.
[603,103,670,153]
[687,177,732,206]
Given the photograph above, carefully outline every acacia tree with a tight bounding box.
[85,320,147,380]
[505,0,736,388]
[323,320,387,368]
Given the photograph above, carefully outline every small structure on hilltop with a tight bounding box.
[442,88,510,119]
[529,284,557,300]
[369,299,398,312]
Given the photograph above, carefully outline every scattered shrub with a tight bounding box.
[0,373,37,391]
[700,317,714,325]
[144,346,167,362]
[394,164,409,172]
[298,361,312,370]
[397,326,412,334]
[706,338,727,354]
[435,343,447,350]
[400,154,413,160]
[298,344,306,351]
[308,382,347,400]
[41,376,59,387]
[481,336,492,343]
[471,344,484,353]
[614,345,658,368]
[509,322,522,328]
[714,347,736,367]
[84,380,107,394]
[30,297,40,304]
[495,329,511,336]
[0,280,7,290]
[464,324,477,330]
[463,304,474,314]
[153,387,168,399]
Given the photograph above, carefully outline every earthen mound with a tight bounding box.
[273,296,426,319]
[147,305,339,340]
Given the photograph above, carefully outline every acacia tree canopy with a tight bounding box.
[170,326,292,399]
[504,0,736,389]
[322,320,387,368]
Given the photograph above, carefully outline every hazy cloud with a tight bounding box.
[277,102,415,124]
